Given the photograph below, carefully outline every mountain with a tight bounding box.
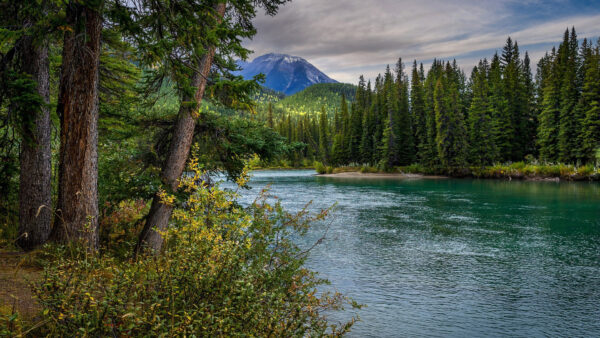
[237,53,338,95]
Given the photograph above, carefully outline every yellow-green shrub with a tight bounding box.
[33,159,358,336]
[314,161,326,174]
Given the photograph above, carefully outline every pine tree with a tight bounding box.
[522,52,537,157]
[372,75,386,163]
[579,39,600,163]
[286,114,292,142]
[318,106,330,164]
[468,60,498,165]
[340,94,351,163]
[411,61,427,163]
[557,28,580,163]
[0,1,54,250]
[395,58,415,165]
[359,104,374,165]
[359,80,375,164]
[537,48,561,162]
[136,0,288,253]
[52,1,104,249]
[380,66,399,168]
[501,38,526,160]
[348,101,363,162]
[423,60,443,166]
[435,64,468,168]
[267,102,274,128]
[489,53,512,161]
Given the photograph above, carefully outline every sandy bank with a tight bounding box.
[316,171,448,179]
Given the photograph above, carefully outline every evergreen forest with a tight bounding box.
[265,29,600,175]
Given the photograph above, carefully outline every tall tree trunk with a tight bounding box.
[17,36,52,251]
[51,3,102,250]
[136,3,226,254]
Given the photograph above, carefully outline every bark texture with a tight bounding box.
[136,3,226,254]
[17,36,52,251]
[51,3,102,250]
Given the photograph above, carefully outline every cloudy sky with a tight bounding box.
[243,0,600,83]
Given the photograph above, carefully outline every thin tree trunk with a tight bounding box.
[17,36,52,251]
[136,3,226,254]
[51,3,102,250]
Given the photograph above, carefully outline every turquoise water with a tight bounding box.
[234,170,600,337]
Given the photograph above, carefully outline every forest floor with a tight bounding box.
[0,250,42,322]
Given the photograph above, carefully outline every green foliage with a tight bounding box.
[270,83,357,118]
[314,161,327,174]
[434,65,467,168]
[318,106,330,164]
[33,164,357,336]
[468,60,498,165]
[99,199,149,259]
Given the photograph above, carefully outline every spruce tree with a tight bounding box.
[522,52,537,157]
[501,38,527,160]
[538,48,561,162]
[52,0,104,249]
[579,39,600,163]
[489,53,512,162]
[395,58,415,165]
[318,106,330,164]
[468,60,498,165]
[435,64,468,168]
[558,28,580,163]
[423,60,443,166]
[340,94,351,163]
[267,102,274,128]
[411,61,427,163]
[380,66,399,168]
[348,102,363,162]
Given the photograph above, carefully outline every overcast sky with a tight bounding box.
[243,0,600,83]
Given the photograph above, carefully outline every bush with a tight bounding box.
[401,164,425,174]
[247,154,262,169]
[326,166,334,174]
[359,166,379,174]
[33,163,358,336]
[99,199,148,259]
[576,164,596,177]
[314,161,326,174]
[558,164,575,177]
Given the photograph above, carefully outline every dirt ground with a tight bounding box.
[0,251,42,321]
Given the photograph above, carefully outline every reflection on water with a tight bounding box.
[225,170,600,337]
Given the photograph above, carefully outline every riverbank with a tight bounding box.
[315,163,600,182]
[317,171,449,179]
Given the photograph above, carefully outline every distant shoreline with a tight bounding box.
[314,170,599,182]
[254,165,600,182]
[316,171,449,180]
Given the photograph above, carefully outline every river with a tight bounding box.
[230,170,600,337]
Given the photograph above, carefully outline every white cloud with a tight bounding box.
[246,0,600,83]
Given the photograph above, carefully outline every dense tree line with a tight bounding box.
[269,28,600,170]
[1,0,290,252]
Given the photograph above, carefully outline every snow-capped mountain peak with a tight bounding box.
[235,53,338,95]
